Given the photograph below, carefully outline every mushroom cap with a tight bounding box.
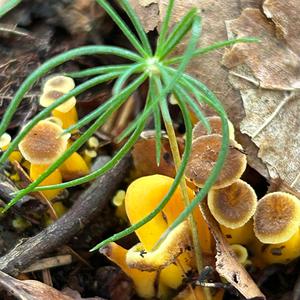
[230,244,248,265]
[208,179,257,228]
[0,133,11,149]
[43,75,75,94]
[192,116,235,140]
[19,120,70,164]
[39,90,76,113]
[185,134,247,189]
[254,192,300,244]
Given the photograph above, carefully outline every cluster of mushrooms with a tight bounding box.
[101,116,300,299]
[0,78,299,298]
[0,76,93,217]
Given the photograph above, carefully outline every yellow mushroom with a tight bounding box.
[208,179,257,229]
[126,220,192,271]
[0,133,22,163]
[192,116,235,140]
[0,132,11,151]
[230,244,249,265]
[185,134,247,189]
[43,75,75,93]
[40,75,78,129]
[18,120,70,200]
[100,242,157,299]
[101,175,213,296]
[253,192,300,264]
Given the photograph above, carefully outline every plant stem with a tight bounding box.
[163,120,204,273]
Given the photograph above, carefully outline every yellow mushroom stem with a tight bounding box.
[220,220,255,245]
[30,164,62,201]
[52,106,78,130]
[100,242,157,299]
[59,151,89,181]
[259,229,300,265]
[126,221,192,271]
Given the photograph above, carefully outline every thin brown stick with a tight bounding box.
[0,155,131,276]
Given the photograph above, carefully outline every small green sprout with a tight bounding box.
[0,0,258,255]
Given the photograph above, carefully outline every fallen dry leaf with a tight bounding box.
[132,135,184,178]
[200,201,265,300]
[223,7,300,193]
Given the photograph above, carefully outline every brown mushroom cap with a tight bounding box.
[208,179,257,228]
[19,120,70,164]
[192,116,235,140]
[185,134,247,189]
[254,192,300,244]
[0,133,11,149]
[43,75,75,94]
[230,244,248,264]
[39,90,76,113]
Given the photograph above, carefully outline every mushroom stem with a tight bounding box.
[52,106,78,130]
[30,164,62,201]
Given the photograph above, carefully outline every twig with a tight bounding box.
[0,155,131,276]
[23,255,72,273]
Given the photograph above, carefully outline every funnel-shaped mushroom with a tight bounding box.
[19,120,69,200]
[208,179,257,229]
[230,244,249,265]
[126,221,192,271]
[40,75,78,129]
[192,116,235,140]
[100,242,157,299]
[185,134,247,189]
[253,192,300,264]
[100,175,213,293]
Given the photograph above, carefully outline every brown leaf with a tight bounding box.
[200,201,266,300]
[132,135,184,178]
[223,8,300,193]
[263,0,300,56]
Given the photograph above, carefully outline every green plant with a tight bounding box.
[0,0,257,260]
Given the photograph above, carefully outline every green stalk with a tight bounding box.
[0,46,141,138]
[95,0,148,57]
[112,62,145,95]
[119,0,152,55]
[155,0,175,56]
[0,0,22,18]
[66,65,132,78]
[159,9,198,60]
[165,37,260,65]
